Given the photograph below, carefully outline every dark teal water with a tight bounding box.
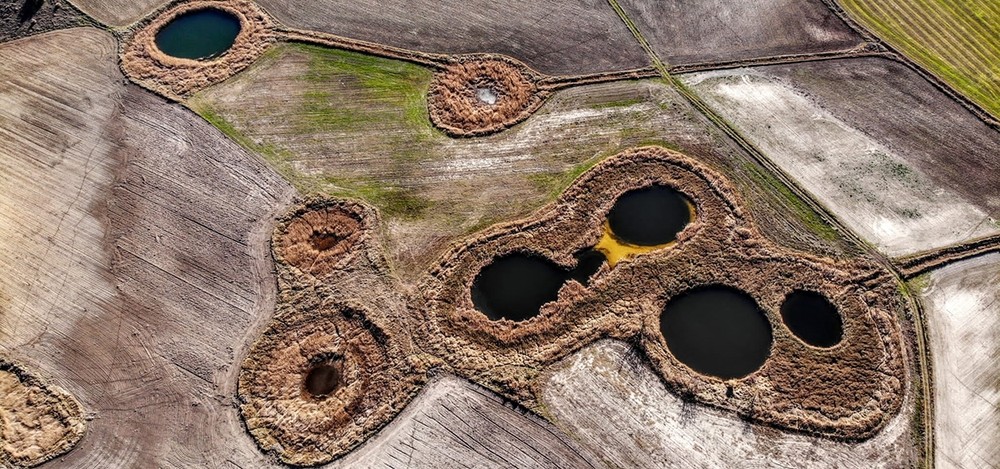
[608,185,692,246]
[154,9,240,60]
[780,290,843,347]
[659,286,772,379]
[471,251,606,321]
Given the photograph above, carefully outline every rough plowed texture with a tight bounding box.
[418,147,906,438]
[120,0,276,100]
[254,0,649,76]
[239,199,426,466]
[0,360,85,468]
[427,56,546,137]
[619,0,863,65]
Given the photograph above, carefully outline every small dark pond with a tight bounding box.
[154,9,241,60]
[607,185,692,246]
[471,251,606,321]
[780,290,843,347]
[304,362,342,397]
[659,286,772,379]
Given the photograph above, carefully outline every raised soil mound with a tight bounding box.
[120,0,276,100]
[0,360,85,468]
[239,147,908,464]
[427,55,548,137]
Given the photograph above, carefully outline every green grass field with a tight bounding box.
[839,0,999,119]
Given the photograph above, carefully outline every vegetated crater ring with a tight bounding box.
[418,146,906,439]
[119,0,277,100]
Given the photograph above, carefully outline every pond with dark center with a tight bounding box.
[304,362,342,397]
[608,185,693,246]
[155,9,241,60]
[659,286,772,379]
[780,290,843,347]
[471,251,605,321]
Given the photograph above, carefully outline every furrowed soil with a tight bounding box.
[617,0,863,66]
[0,28,298,467]
[541,340,920,468]
[191,43,856,281]
[681,58,1000,257]
[253,0,650,76]
[324,375,601,468]
[838,0,1000,119]
[916,253,1000,468]
[66,0,166,27]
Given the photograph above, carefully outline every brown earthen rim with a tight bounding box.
[427,55,549,137]
[239,147,907,464]
[120,0,276,100]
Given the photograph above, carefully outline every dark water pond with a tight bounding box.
[304,362,342,397]
[780,290,843,347]
[659,286,772,379]
[472,251,606,321]
[608,185,692,246]
[154,9,240,60]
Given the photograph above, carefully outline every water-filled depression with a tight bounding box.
[780,290,843,347]
[607,185,692,246]
[154,9,241,60]
[659,286,772,379]
[471,251,605,321]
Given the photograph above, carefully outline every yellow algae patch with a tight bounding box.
[594,221,673,267]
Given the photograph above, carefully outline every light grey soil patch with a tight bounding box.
[326,374,601,468]
[0,28,296,467]
[254,0,650,75]
[618,0,861,66]
[65,0,165,27]
[919,253,1000,469]
[681,65,995,256]
[541,340,919,468]
[194,44,856,280]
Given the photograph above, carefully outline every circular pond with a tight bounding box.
[659,286,772,379]
[780,290,843,347]
[608,185,692,246]
[304,361,342,397]
[471,253,567,321]
[154,9,241,60]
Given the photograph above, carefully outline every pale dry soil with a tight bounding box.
[324,374,601,468]
[681,60,999,257]
[254,0,649,76]
[918,253,1000,469]
[541,340,920,468]
[65,0,164,27]
[618,0,862,65]
[0,28,297,468]
[193,44,855,282]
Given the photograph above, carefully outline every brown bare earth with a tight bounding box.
[618,0,863,65]
[0,0,94,43]
[65,0,165,27]
[120,0,277,100]
[0,360,85,468]
[253,0,650,76]
[0,27,300,467]
[192,43,857,283]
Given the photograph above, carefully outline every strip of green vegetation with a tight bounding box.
[838,0,999,119]
[323,176,430,219]
[741,160,842,243]
[294,43,436,136]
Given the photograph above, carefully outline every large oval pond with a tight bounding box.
[154,9,241,60]
[608,185,692,246]
[659,286,772,379]
[780,290,843,348]
[471,251,605,321]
